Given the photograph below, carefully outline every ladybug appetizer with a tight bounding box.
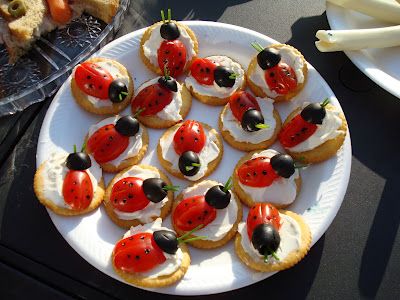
[219,90,282,151]
[86,115,149,173]
[112,218,204,287]
[158,120,223,181]
[232,149,301,208]
[71,57,134,114]
[246,43,307,102]
[131,69,192,129]
[172,178,242,249]
[140,9,198,77]
[279,99,347,164]
[235,203,311,272]
[185,55,246,106]
[33,146,105,216]
[104,165,177,228]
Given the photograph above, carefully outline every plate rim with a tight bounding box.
[326,3,400,99]
[36,20,352,295]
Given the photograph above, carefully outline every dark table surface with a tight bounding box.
[1,0,400,299]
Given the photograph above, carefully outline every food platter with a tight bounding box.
[36,21,351,295]
[0,0,130,116]
[326,2,400,99]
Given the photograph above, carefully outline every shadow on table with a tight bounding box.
[129,0,251,23]
[286,12,400,299]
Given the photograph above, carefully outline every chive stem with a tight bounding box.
[223,176,233,193]
[80,140,87,152]
[73,144,77,153]
[255,123,269,129]
[177,224,203,242]
[321,98,330,108]
[251,42,264,53]
[167,8,171,22]
[229,73,239,79]
[133,107,145,118]
[160,10,165,23]
[162,185,179,192]
[181,236,207,243]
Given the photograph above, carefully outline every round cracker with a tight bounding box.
[234,210,311,272]
[218,104,282,151]
[171,180,243,249]
[246,44,308,102]
[232,150,301,208]
[157,122,223,181]
[132,84,192,129]
[71,57,134,115]
[282,104,348,164]
[33,162,105,216]
[140,20,199,75]
[103,165,174,228]
[112,242,190,288]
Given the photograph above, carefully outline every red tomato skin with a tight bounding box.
[131,83,173,116]
[190,58,216,85]
[237,157,279,187]
[229,91,261,122]
[264,63,297,95]
[157,40,187,77]
[110,177,150,213]
[279,114,317,148]
[74,62,113,99]
[246,203,281,239]
[173,120,206,155]
[62,170,93,210]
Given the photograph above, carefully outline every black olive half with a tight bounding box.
[158,76,178,92]
[109,79,128,103]
[256,48,281,70]
[142,178,167,203]
[270,154,295,178]
[300,103,326,125]
[205,185,231,209]
[251,223,281,256]
[66,152,91,170]
[160,22,180,40]
[178,151,200,176]
[153,230,179,254]
[213,66,236,88]
[115,115,139,136]
[241,109,265,132]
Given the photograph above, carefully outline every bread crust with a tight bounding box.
[218,104,282,151]
[171,180,243,249]
[140,20,199,75]
[71,57,134,115]
[103,165,174,229]
[234,210,311,272]
[246,44,308,102]
[157,122,223,181]
[282,104,348,164]
[232,149,301,208]
[33,162,105,216]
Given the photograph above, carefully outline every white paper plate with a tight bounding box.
[326,3,400,98]
[36,21,351,295]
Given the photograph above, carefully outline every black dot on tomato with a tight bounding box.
[253,216,257,220]
[127,254,131,258]
[135,255,140,260]
[74,196,78,199]
[70,189,74,192]
[144,249,150,254]
[129,183,133,187]
[185,203,188,206]
[140,236,145,239]
[178,52,182,56]
[204,210,208,215]
[165,50,170,54]
[123,199,127,203]
[129,237,133,240]
[188,220,192,224]
[270,72,275,77]
[180,137,184,141]
[175,66,180,70]
[192,199,195,203]
[262,170,267,175]
[109,136,113,140]
[114,199,117,203]
[197,216,201,220]
[86,195,90,199]
[246,173,250,177]
[87,75,91,79]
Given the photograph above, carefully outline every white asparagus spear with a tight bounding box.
[327,0,400,24]
[315,25,400,51]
